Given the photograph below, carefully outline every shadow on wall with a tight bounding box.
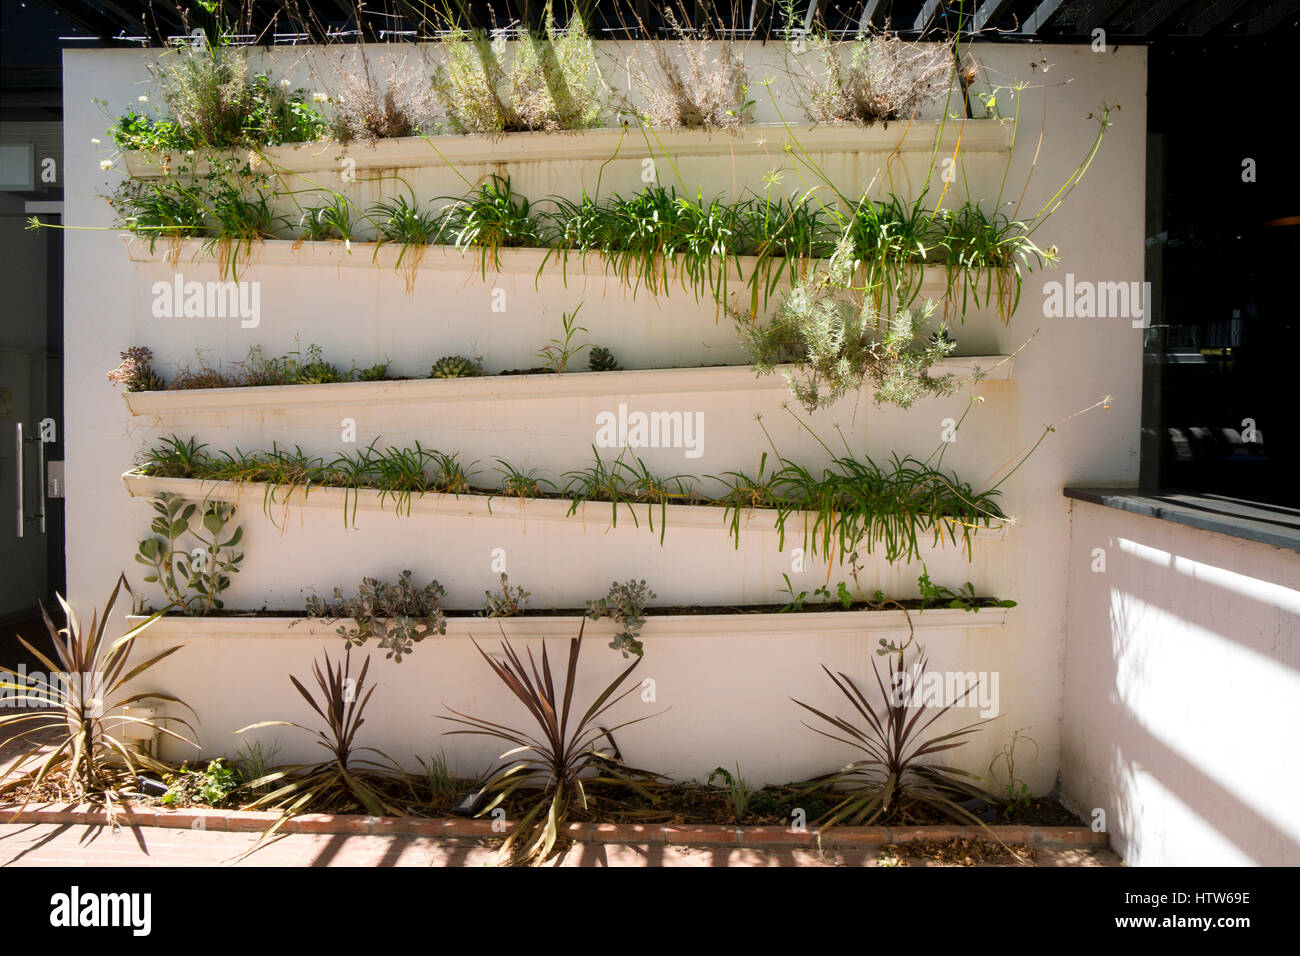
[1075,516,1300,865]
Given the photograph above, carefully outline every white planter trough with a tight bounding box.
[120,120,1014,180]
[121,471,1012,543]
[126,604,1012,641]
[122,357,1014,418]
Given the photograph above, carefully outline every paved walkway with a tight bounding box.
[0,821,1120,867]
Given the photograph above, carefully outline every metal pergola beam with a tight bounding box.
[972,0,1016,32]
[1022,0,1066,33]
[857,0,886,32]
[913,0,946,32]
[803,0,831,31]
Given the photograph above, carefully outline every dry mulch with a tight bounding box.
[878,838,1038,867]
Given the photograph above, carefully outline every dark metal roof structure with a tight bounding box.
[20,0,1300,46]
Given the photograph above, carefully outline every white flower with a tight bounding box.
[138,95,149,103]
[99,159,114,170]
[91,138,101,145]
[280,78,291,87]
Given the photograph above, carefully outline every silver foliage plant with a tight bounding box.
[798,31,955,126]
[737,238,958,411]
[328,50,442,144]
[305,570,447,662]
[627,8,752,132]
[586,579,656,658]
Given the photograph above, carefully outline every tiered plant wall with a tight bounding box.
[22,6,1130,862]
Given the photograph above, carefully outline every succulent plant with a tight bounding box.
[482,573,529,618]
[586,579,655,658]
[106,346,166,391]
[430,355,483,379]
[305,570,447,663]
[355,361,392,382]
[587,346,623,372]
[292,344,343,385]
[296,361,343,385]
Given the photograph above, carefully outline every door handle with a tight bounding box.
[14,422,22,539]
[15,421,47,538]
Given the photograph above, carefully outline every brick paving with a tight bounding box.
[0,821,1121,867]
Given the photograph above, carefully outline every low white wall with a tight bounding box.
[1061,500,1300,865]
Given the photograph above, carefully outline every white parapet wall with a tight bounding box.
[63,42,1147,790]
[1061,500,1300,865]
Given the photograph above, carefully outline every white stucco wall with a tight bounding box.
[61,42,1147,788]
[1061,500,1300,865]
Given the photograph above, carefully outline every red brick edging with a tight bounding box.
[2,804,1108,849]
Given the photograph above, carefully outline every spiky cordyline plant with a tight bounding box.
[441,620,663,864]
[0,574,194,814]
[792,648,995,828]
[237,648,412,844]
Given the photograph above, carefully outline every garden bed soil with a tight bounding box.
[103,774,1083,830]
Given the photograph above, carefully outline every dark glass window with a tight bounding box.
[1143,38,1296,507]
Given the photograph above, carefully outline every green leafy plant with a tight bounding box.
[418,750,460,802]
[535,305,589,372]
[482,573,530,618]
[161,757,239,807]
[989,728,1038,819]
[778,572,809,613]
[917,571,1016,612]
[305,570,447,662]
[792,648,995,828]
[444,174,540,278]
[135,493,244,616]
[233,740,280,796]
[142,39,326,150]
[708,764,756,821]
[428,450,478,495]
[300,194,357,243]
[440,620,663,864]
[108,110,186,152]
[368,192,439,284]
[586,579,655,657]
[493,459,555,500]
[0,574,193,813]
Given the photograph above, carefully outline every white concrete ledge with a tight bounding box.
[122,357,1013,416]
[126,604,1012,640]
[120,471,1011,542]
[121,120,1013,179]
[121,237,968,307]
